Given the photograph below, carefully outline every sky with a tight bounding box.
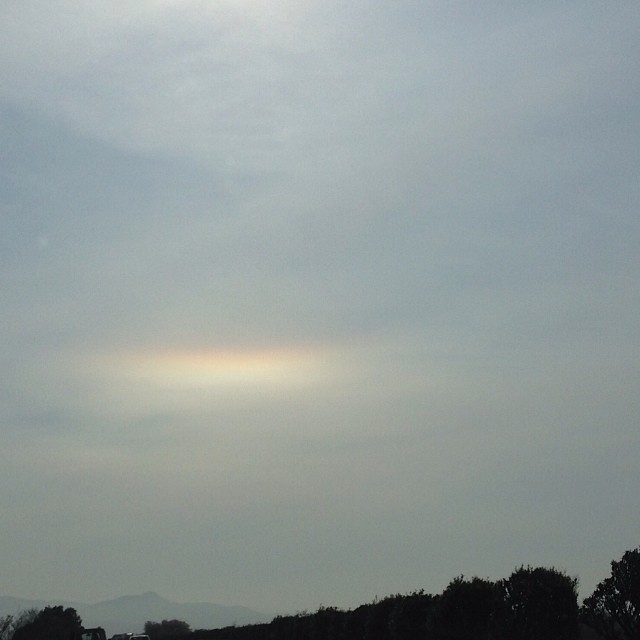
[1,0,639,617]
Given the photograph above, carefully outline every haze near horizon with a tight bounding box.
[1,0,639,615]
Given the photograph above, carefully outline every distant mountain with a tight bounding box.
[0,593,269,636]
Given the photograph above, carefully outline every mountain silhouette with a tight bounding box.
[0,593,268,635]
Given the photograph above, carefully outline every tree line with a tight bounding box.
[187,547,640,640]
[1,546,638,640]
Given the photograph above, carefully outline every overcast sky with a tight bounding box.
[1,0,639,617]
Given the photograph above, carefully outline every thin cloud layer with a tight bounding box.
[1,0,639,615]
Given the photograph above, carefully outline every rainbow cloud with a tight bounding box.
[92,345,336,391]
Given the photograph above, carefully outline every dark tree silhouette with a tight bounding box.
[144,620,191,640]
[363,596,398,640]
[491,566,579,640]
[387,591,435,640]
[430,576,497,640]
[308,606,345,640]
[0,612,33,640]
[269,613,309,640]
[12,607,82,640]
[342,603,372,640]
[0,615,13,640]
[581,547,640,640]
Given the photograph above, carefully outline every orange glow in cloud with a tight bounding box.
[98,346,331,390]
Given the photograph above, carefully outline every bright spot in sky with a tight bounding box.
[96,347,332,390]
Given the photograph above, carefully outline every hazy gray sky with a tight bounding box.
[1,0,639,616]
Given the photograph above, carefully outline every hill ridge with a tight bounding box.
[0,594,268,635]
